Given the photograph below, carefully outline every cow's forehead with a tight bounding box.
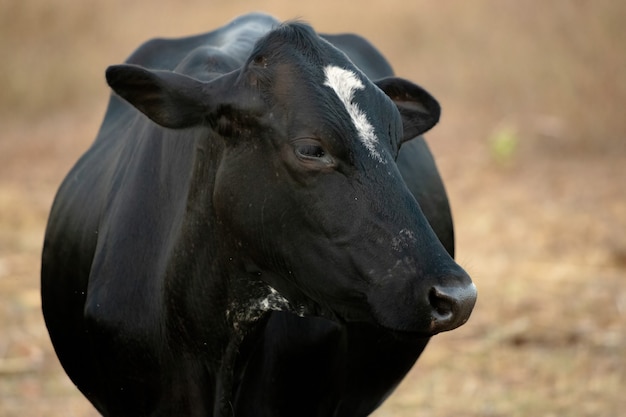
[322,65,385,164]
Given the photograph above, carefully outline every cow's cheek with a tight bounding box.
[212,154,266,242]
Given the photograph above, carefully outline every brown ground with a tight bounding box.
[1,1,624,416]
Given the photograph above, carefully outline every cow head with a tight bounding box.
[105,22,476,335]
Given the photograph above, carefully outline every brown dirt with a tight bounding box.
[1,1,624,416]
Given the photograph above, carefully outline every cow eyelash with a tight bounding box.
[291,138,335,167]
[296,143,326,158]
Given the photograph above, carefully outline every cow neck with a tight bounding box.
[160,132,227,352]
[163,134,280,346]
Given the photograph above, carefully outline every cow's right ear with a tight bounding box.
[106,64,209,129]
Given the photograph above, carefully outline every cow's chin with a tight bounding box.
[265,295,439,341]
[283,298,436,338]
[291,308,436,339]
[266,291,417,335]
[315,294,437,336]
[347,313,437,338]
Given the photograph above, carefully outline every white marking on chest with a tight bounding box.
[323,65,384,163]
[227,285,304,334]
[257,287,290,312]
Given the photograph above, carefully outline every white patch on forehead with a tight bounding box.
[323,65,384,164]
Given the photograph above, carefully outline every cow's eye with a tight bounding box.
[297,143,325,158]
[292,138,334,167]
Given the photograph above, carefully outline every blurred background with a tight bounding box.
[1,1,624,415]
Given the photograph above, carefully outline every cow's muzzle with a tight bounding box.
[428,281,477,334]
[367,265,477,335]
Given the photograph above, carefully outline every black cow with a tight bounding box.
[42,13,476,417]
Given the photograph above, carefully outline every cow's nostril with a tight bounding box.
[428,283,477,334]
[429,286,455,320]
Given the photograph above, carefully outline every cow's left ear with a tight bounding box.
[375,77,441,143]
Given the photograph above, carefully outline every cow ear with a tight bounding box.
[375,77,441,143]
[106,64,208,129]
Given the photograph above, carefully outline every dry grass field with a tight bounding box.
[1,1,625,416]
